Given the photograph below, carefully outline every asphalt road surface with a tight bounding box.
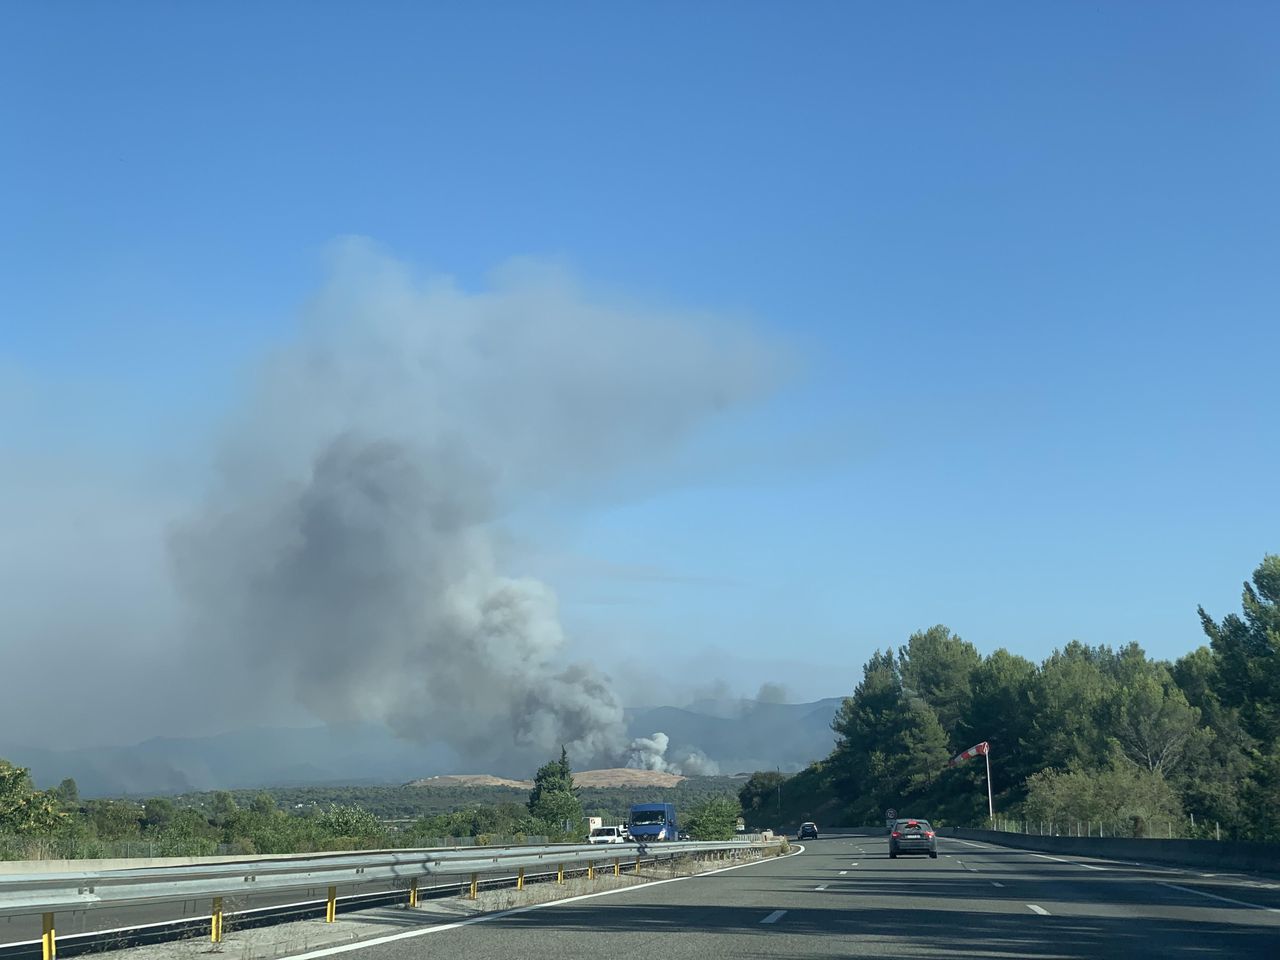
[279,832,1280,960]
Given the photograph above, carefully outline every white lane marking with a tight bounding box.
[839,870,848,875]
[760,910,787,924]
[1158,882,1280,913]
[947,838,991,848]
[991,881,1004,887]
[1030,852,1107,871]
[850,862,859,867]
[815,884,828,890]
[1027,904,1050,915]
[273,845,803,959]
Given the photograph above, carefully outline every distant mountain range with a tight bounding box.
[1,697,842,797]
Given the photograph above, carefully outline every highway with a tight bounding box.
[282,832,1280,960]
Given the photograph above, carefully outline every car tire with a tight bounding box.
[929,851,938,859]
[889,852,897,859]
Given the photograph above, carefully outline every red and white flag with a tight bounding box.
[949,741,990,766]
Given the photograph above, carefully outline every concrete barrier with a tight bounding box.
[946,827,1279,874]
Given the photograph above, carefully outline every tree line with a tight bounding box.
[1,746,744,859]
[741,555,1280,841]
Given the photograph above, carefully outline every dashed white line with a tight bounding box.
[761,910,787,924]
[815,884,829,891]
[991,881,1005,888]
[839,870,848,875]
[1027,904,1050,916]
[1158,882,1280,913]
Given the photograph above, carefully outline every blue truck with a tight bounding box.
[628,802,678,842]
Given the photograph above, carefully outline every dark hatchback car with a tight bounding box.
[798,822,819,840]
[889,818,937,858]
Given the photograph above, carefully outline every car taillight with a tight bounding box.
[891,831,901,838]
[925,831,934,838]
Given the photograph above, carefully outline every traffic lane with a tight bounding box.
[304,837,1280,960]
[939,836,1280,914]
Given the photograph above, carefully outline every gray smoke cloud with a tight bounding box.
[755,681,790,704]
[171,239,779,772]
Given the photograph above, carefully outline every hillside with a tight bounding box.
[3,697,842,796]
[406,774,533,789]
[572,768,685,788]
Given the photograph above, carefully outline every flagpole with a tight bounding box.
[985,746,994,821]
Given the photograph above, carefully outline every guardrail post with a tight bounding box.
[588,861,595,880]
[517,866,524,890]
[613,857,620,877]
[325,886,337,923]
[557,863,565,885]
[469,873,478,899]
[408,878,418,907]
[41,912,55,960]
[211,897,224,943]
[634,856,641,875]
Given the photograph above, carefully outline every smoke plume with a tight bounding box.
[172,239,777,772]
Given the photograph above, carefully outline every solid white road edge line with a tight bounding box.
[274,845,806,960]
[1157,882,1280,913]
[1026,904,1050,915]
[760,910,787,924]
[1030,853,1107,871]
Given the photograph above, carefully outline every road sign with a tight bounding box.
[885,808,897,820]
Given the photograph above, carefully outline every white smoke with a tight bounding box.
[624,732,721,776]
[172,239,780,772]
[626,732,673,771]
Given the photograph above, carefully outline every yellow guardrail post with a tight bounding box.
[517,866,524,890]
[211,897,224,943]
[557,863,564,885]
[588,861,595,880]
[469,873,478,899]
[408,878,418,907]
[41,912,55,960]
[613,857,620,877]
[325,886,337,923]
[634,856,641,875]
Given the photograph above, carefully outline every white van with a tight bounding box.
[589,826,626,844]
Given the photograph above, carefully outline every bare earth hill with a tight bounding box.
[405,774,533,789]
[572,768,686,788]
[405,768,686,790]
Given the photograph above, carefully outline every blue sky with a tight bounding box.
[3,2,1278,725]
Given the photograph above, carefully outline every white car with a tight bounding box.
[589,826,626,844]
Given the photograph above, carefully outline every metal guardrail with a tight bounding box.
[0,839,771,958]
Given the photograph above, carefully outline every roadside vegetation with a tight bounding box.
[741,554,1280,842]
[0,745,744,860]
